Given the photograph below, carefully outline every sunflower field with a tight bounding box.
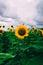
[0,25,43,65]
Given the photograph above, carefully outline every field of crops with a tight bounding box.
[0,25,43,65]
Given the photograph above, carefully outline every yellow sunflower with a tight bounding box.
[8,27,14,32]
[3,25,5,28]
[15,25,30,39]
[40,30,43,36]
[0,28,4,34]
[0,26,1,28]
[11,25,14,28]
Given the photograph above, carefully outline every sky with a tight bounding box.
[0,0,43,30]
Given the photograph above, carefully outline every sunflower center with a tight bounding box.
[18,28,26,36]
[10,29,12,31]
[0,30,3,33]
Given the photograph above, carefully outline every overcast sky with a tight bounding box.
[0,0,43,30]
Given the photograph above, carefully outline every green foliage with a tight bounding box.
[0,29,43,65]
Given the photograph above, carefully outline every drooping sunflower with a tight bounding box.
[32,28,35,32]
[31,25,36,33]
[0,28,4,34]
[8,27,14,32]
[15,25,30,39]
[40,30,43,36]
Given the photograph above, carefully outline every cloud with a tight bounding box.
[35,0,43,27]
[0,0,43,29]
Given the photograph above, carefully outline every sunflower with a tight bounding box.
[0,26,1,28]
[15,25,30,39]
[40,30,43,36]
[0,28,4,34]
[3,25,5,28]
[11,25,14,28]
[8,27,14,32]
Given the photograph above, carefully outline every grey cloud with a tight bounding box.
[37,1,43,16]
[0,3,6,16]
[35,0,43,26]
[0,0,43,28]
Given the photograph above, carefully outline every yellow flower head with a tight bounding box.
[3,25,5,28]
[15,25,30,39]
[11,25,13,28]
[8,27,14,32]
[40,30,43,36]
[0,26,1,28]
[0,28,4,34]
